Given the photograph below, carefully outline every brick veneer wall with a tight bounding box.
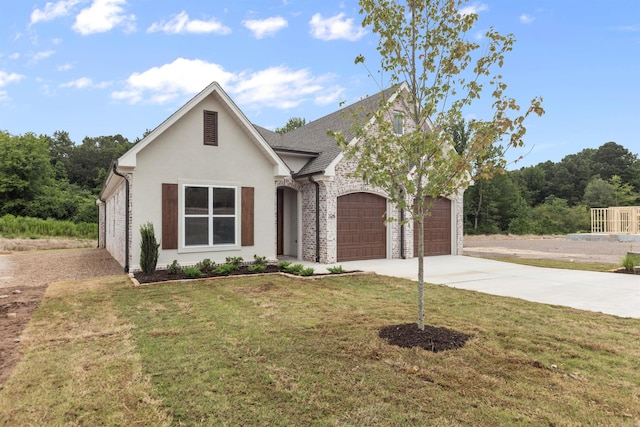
[274,94,465,263]
[102,173,133,269]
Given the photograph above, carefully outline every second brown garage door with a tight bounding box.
[414,197,451,256]
[337,192,386,262]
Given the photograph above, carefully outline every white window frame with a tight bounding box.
[393,113,404,135]
[178,180,240,253]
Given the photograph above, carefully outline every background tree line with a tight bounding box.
[463,139,640,235]
[2,124,638,234]
[0,130,135,224]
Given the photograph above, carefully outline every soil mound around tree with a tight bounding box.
[379,323,472,352]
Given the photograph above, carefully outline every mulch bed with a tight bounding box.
[133,265,363,284]
[379,323,472,352]
[134,265,283,284]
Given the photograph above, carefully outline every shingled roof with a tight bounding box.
[255,85,397,177]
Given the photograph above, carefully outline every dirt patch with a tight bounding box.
[463,234,635,265]
[379,323,472,352]
[0,242,123,386]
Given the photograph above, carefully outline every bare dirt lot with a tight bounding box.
[0,240,123,386]
[463,234,635,265]
[0,235,635,386]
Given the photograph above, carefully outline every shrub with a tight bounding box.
[253,255,268,266]
[327,265,345,274]
[300,267,315,276]
[284,263,304,275]
[167,260,181,275]
[215,263,236,276]
[139,222,159,274]
[196,258,215,273]
[277,261,292,270]
[248,264,267,273]
[183,266,202,278]
[225,256,244,269]
[622,253,639,272]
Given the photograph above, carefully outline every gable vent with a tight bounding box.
[204,110,218,146]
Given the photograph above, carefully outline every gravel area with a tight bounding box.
[464,235,636,265]
[0,245,123,386]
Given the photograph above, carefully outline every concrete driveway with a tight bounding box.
[304,256,639,319]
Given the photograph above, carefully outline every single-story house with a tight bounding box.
[98,81,464,272]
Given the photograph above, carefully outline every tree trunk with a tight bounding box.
[473,180,483,230]
[417,215,425,330]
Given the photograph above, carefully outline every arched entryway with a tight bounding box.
[277,187,299,257]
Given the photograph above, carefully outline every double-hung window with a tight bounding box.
[393,113,404,135]
[184,185,236,247]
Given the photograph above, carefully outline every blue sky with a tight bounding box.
[1,0,638,168]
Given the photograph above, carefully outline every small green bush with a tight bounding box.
[248,264,267,273]
[300,267,315,276]
[139,222,159,274]
[622,253,639,272]
[183,266,202,278]
[167,260,181,275]
[253,255,268,266]
[196,258,215,273]
[327,265,345,274]
[215,263,236,276]
[285,263,304,275]
[225,256,244,268]
[277,261,292,270]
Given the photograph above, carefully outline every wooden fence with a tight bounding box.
[591,206,640,234]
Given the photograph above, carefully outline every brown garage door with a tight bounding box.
[414,197,451,256]
[337,192,386,262]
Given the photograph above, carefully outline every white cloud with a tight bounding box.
[459,3,489,16]
[60,77,110,89]
[111,58,342,112]
[30,0,82,25]
[111,58,237,104]
[243,16,288,39]
[31,50,56,61]
[0,71,25,87]
[314,85,344,106]
[233,66,328,109]
[309,13,366,41]
[520,14,535,24]
[73,0,136,35]
[9,53,21,60]
[147,11,231,35]
[0,90,10,103]
[612,25,640,32]
[58,63,73,71]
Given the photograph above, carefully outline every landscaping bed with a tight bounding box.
[134,264,283,284]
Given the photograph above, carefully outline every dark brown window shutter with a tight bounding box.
[241,187,254,246]
[162,183,178,249]
[203,110,218,146]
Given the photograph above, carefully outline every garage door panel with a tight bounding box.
[414,197,451,256]
[337,193,387,262]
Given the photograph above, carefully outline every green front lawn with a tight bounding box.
[1,273,639,426]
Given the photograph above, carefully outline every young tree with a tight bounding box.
[335,0,543,330]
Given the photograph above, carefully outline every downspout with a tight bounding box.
[112,162,130,273]
[97,197,105,249]
[308,175,320,263]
